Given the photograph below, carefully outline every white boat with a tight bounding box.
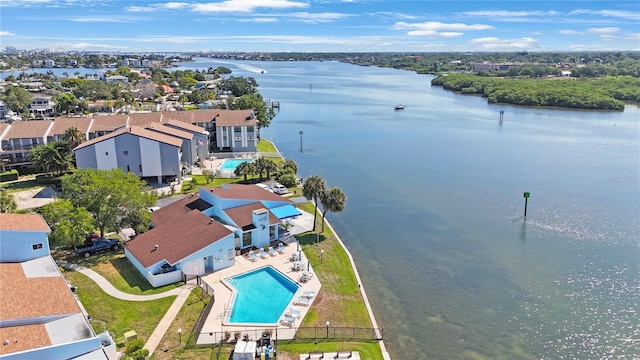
[394,104,405,110]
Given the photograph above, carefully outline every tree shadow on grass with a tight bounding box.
[297,232,325,247]
[109,256,157,292]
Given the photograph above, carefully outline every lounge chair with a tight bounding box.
[294,296,311,306]
[259,248,269,259]
[280,315,296,328]
[247,252,259,262]
[268,247,278,256]
[302,290,316,299]
[285,307,302,318]
[277,243,286,253]
[300,271,314,283]
[292,261,303,272]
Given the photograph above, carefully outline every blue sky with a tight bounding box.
[1,0,638,52]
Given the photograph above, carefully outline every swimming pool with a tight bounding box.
[220,158,252,170]
[225,266,299,324]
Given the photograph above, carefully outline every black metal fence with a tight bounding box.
[293,326,383,341]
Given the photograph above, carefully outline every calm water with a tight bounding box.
[208,59,637,360]
[13,60,639,359]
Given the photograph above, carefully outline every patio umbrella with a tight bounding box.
[307,261,310,271]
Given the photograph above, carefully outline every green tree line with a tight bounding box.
[431,73,640,110]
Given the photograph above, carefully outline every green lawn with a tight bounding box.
[63,269,176,348]
[0,179,44,193]
[53,250,182,295]
[257,139,277,153]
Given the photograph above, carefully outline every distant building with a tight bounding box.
[474,62,512,72]
[43,59,55,67]
[105,75,129,84]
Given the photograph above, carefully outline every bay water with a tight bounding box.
[215,59,639,360]
[8,60,639,359]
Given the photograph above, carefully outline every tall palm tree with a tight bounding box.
[302,175,326,231]
[319,187,346,233]
[0,191,17,213]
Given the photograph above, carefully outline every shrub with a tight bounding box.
[125,338,148,360]
[278,173,298,188]
[0,170,19,182]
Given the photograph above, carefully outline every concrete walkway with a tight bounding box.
[59,261,195,355]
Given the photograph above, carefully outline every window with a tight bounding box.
[242,232,251,247]
[234,126,242,133]
[32,243,43,250]
[234,136,241,142]
[248,136,254,141]
[31,138,39,145]
[123,150,128,156]
[126,165,130,172]
[269,226,276,239]
[105,152,109,156]
[247,126,254,132]
[139,164,143,172]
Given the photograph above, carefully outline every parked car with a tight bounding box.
[75,237,121,258]
[255,183,274,192]
[272,183,288,195]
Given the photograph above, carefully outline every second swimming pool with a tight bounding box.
[225,266,299,324]
[220,158,252,170]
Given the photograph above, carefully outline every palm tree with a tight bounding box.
[302,175,326,231]
[234,161,254,181]
[263,158,278,179]
[319,187,347,232]
[0,191,17,213]
[63,126,84,149]
[253,157,267,180]
[29,141,74,175]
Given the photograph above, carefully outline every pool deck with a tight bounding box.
[197,211,320,344]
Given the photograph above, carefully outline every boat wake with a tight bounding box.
[210,60,267,74]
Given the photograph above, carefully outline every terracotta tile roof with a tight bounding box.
[0,123,10,138]
[127,113,163,127]
[145,123,193,140]
[164,119,207,134]
[3,119,53,139]
[74,125,183,150]
[89,114,128,132]
[150,194,211,227]
[164,109,220,124]
[224,203,280,230]
[48,117,92,137]
[0,263,80,321]
[213,109,258,127]
[0,324,50,355]
[126,209,232,268]
[205,184,293,203]
[0,213,50,232]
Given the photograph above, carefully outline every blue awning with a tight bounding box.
[270,205,302,220]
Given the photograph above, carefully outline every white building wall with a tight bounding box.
[139,137,161,176]
[94,139,118,170]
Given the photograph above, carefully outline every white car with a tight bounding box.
[255,183,274,192]
[272,183,288,195]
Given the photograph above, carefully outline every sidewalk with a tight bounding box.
[59,261,195,355]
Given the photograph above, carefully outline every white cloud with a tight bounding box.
[0,0,51,7]
[238,17,279,23]
[70,17,136,23]
[0,31,16,36]
[127,2,189,12]
[559,29,581,35]
[587,27,620,35]
[569,9,640,21]
[471,37,539,50]
[393,21,492,37]
[60,42,128,50]
[288,12,352,23]
[461,10,560,17]
[191,0,308,13]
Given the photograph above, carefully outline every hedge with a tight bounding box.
[0,170,19,182]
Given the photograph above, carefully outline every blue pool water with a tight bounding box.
[226,266,299,324]
[220,158,252,170]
